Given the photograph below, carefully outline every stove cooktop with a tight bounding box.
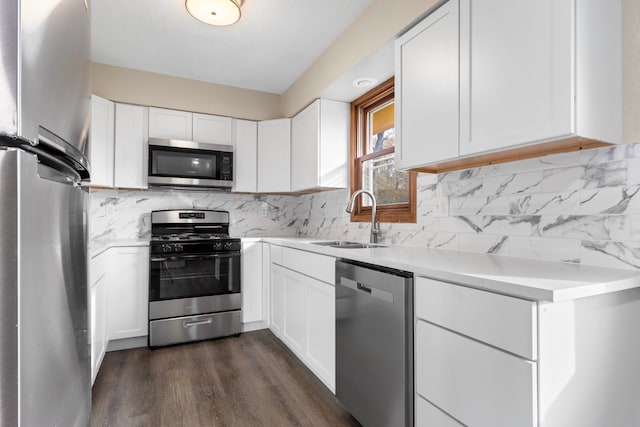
[151,233,235,242]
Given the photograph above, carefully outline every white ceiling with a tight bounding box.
[91,0,375,95]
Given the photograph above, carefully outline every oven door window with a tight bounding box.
[150,147,217,179]
[149,253,240,301]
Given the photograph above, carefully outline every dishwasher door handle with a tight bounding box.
[339,277,394,304]
[357,283,372,293]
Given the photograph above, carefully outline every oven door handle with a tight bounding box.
[150,253,239,262]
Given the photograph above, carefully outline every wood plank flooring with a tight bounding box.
[91,329,360,427]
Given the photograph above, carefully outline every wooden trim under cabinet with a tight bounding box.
[409,137,612,174]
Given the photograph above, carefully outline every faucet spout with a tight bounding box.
[346,189,380,244]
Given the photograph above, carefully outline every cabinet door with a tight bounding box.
[318,99,350,189]
[305,277,335,391]
[283,269,306,355]
[395,0,459,169]
[233,119,258,193]
[459,0,572,155]
[416,320,537,427]
[241,241,263,324]
[89,95,114,187]
[192,113,232,145]
[257,119,291,192]
[148,107,193,140]
[114,104,148,189]
[291,100,320,191]
[270,265,285,337]
[107,246,149,340]
[90,274,107,385]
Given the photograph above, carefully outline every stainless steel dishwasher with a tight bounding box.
[336,259,414,427]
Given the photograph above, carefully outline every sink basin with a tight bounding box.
[310,240,387,249]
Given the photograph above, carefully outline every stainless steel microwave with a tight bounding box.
[148,138,233,189]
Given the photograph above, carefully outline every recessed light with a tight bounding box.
[185,0,244,26]
[352,77,378,88]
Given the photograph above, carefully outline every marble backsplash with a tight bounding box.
[89,189,300,240]
[291,144,640,270]
[90,143,640,270]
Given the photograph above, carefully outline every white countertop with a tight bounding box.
[88,235,640,302]
[262,237,640,302]
[89,239,149,258]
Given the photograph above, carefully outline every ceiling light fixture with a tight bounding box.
[185,0,244,26]
[352,77,378,88]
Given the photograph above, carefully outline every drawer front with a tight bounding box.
[416,321,537,427]
[280,247,335,284]
[90,250,108,285]
[149,310,241,347]
[416,276,537,359]
[416,396,462,427]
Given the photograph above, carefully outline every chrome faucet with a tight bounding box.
[345,189,380,243]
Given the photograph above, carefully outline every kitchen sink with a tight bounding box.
[310,240,387,249]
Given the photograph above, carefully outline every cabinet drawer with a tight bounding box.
[90,250,108,285]
[416,321,537,427]
[416,396,462,427]
[280,247,334,284]
[415,276,537,359]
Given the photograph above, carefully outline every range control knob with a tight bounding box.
[162,244,173,253]
[213,242,223,251]
[224,241,234,250]
[174,244,184,253]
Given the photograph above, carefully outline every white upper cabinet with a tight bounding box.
[459,0,574,155]
[114,103,148,189]
[89,95,115,187]
[396,0,622,170]
[192,113,233,145]
[148,107,193,140]
[148,107,233,146]
[258,118,291,193]
[290,99,350,192]
[395,0,460,169]
[233,119,258,193]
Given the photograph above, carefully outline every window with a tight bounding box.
[350,78,416,223]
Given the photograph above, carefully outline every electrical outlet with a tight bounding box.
[260,202,269,218]
[432,197,449,217]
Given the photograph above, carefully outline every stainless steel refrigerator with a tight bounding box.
[0,0,92,426]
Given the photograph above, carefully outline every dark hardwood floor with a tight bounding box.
[91,329,360,427]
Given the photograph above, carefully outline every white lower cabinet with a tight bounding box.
[416,396,462,427]
[416,321,537,427]
[241,240,264,325]
[283,270,306,355]
[305,277,335,387]
[270,265,286,337]
[415,276,640,426]
[107,246,149,340]
[269,246,336,391]
[89,250,109,385]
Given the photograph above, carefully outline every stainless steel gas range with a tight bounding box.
[148,209,242,347]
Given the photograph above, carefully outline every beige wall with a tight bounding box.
[280,0,440,117]
[92,63,282,121]
[623,0,640,144]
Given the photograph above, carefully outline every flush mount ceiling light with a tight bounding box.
[352,77,378,88]
[185,0,244,26]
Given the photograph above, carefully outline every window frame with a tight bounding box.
[349,77,417,224]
